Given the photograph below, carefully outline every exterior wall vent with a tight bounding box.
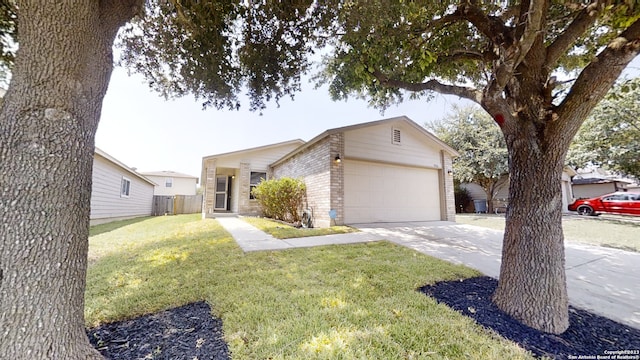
[392,128,401,145]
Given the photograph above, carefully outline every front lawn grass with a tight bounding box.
[242,216,359,239]
[86,214,534,359]
[456,214,640,252]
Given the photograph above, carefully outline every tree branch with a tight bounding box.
[436,49,497,64]
[554,18,640,144]
[513,0,546,67]
[545,1,601,68]
[457,3,512,47]
[371,69,483,104]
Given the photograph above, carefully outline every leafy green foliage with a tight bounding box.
[454,182,473,214]
[0,0,16,86]
[316,2,639,110]
[251,177,307,223]
[428,106,509,210]
[567,78,640,180]
[118,0,333,112]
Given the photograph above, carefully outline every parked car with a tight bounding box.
[568,192,640,216]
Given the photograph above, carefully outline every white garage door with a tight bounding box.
[344,160,441,224]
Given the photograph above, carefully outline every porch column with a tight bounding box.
[203,159,217,218]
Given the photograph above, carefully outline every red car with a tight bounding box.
[568,192,640,216]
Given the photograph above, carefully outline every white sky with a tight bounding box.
[95,59,640,180]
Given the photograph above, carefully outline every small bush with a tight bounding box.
[454,182,472,213]
[251,177,306,223]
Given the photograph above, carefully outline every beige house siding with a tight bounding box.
[344,121,442,169]
[90,152,154,225]
[143,174,198,196]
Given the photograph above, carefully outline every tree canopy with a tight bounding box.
[117,0,336,112]
[567,78,640,179]
[429,106,509,211]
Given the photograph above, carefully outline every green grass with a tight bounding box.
[242,216,359,239]
[86,214,534,359]
[456,214,640,252]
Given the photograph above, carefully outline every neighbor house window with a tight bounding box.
[249,171,266,199]
[165,178,173,188]
[121,177,131,197]
[392,128,401,145]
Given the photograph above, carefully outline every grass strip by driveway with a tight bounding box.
[86,214,534,359]
[456,214,640,252]
[242,216,359,239]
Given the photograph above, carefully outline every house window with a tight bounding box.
[165,178,173,188]
[121,177,131,197]
[392,128,401,145]
[249,171,266,199]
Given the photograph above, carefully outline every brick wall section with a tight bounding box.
[238,162,261,215]
[442,151,456,221]
[272,137,334,228]
[202,159,217,217]
[329,133,345,226]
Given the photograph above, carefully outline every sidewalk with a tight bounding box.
[215,216,640,330]
[216,217,385,252]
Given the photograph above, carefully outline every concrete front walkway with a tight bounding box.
[215,217,640,330]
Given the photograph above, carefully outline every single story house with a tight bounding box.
[571,177,635,199]
[140,170,199,196]
[201,116,458,227]
[90,148,155,225]
[461,166,576,214]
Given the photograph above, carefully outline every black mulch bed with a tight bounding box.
[84,279,639,359]
[419,276,640,360]
[87,301,230,360]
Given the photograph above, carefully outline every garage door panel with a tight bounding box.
[344,160,441,223]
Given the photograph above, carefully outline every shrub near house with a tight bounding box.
[251,177,306,224]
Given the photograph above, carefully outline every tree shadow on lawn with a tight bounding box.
[89,216,155,237]
[420,276,640,360]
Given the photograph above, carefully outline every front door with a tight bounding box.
[214,176,228,211]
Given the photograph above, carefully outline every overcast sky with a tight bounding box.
[95,59,640,180]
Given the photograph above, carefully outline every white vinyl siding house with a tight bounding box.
[90,148,155,225]
[140,171,199,196]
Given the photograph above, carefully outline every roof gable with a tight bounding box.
[141,170,198,179]
[202,139,305,160]
[272,116,459,167]
[94,147,156,186]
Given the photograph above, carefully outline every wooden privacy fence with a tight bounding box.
[152,195,202,216]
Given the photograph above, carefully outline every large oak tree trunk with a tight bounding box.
[0,1,139,358]
[493,121,570,334]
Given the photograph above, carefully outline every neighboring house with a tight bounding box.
[461,166,576,214]
[571,177,634,199]
[140,170,199,196]
[201,116,458,227]
[90,148,155,225]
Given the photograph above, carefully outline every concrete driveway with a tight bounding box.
[351,221,640,330]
